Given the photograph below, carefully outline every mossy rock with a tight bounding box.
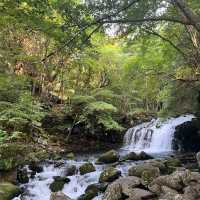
[164,158,182,174]
[66,153,75,160]
[78,184,99,200]
[128,164,160,184]
[99,167,121,183]
[121,152,138,161]
[65,165,76,176]
[49,176,70,192]
[0,182,21,200]
[97,150,119,164]
[79,163,95,175]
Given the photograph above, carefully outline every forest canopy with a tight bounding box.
[0,0,200,126]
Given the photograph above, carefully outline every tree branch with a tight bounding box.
[101,17,193,26]
[143,28,186,57]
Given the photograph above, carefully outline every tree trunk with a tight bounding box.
[174,0,200,33]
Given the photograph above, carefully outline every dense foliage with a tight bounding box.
[0,0,200,143]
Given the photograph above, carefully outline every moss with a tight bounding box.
[97,150,119,164]
[66,152,75,160]
[79,163,95,175]
[49,177,70,192]
[128,164,160,184]
[0,182,21,200]
[99,167,121,183]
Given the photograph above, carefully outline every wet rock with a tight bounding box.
[17,168,29,184]
[66,152,75,160]
[78,184,99,200]
[29,162,43,173]
[0,182,21,200]
[196,152,200,167]
[55,161,65,168]
[50,192,72,200]
[99,167,121,183]
[64,165,77,176]
[121,152,138,161]
[79,163,95,175]
[137,151,154,160]
[97,150,119,164]
[128,163,160,184]
[49,176,70,192]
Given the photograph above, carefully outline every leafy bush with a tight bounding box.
[97,115,124,131]
[0,74,29,103]
[87,101,117,114]
[68,94,124,134]
[0,92,45,132]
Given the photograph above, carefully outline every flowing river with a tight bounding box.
[13,115,194,200]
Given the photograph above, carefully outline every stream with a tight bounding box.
[13,115,194,200]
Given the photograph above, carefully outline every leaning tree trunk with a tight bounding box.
[174,0,200,33]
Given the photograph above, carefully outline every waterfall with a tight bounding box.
[123,115,194,153]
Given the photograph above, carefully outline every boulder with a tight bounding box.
[78,184,99,200]
[183,184,200,200]
[50,192,72,200]
[50,176,70,192]
[125,188,155,200]
[64,165,77,176]
[164,158,182,173]
[99,167,121,183]
[137,151,154,160]
[103,176,154,200]
[144,160,167,174]
[0,182,21,200]
[149,170,186,194]
[181,170,200,186]
[79,163,95,175]
[121,152,138,161]
[17,168,29,184]
[128,163,160,184]
[97,150,119,164]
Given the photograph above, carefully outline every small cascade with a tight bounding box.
[123,115,194,153]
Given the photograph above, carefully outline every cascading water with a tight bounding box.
[13,115,194,200]
[123,115,194,153]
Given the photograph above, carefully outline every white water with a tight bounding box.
[123,115,194,153]
[13,115,194,200]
